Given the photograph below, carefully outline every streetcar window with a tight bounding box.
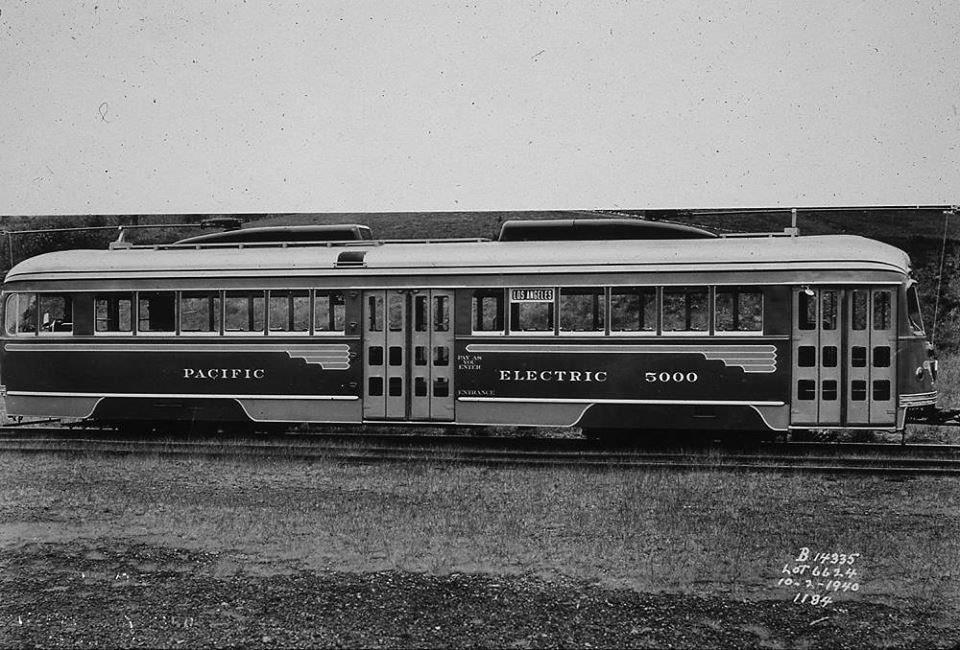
[388,293,404,331]
[180,292,222,333]
[873,346,891,368]
[510,301,554,333]
[138,292,176,333]
[268,290,309,333]
[3,294,18,335]
[873,291,892,330]
[472,290,504,332]
[414,296,428,332]
[851,290,868,330]
[822,380,838,401]
[433,295,450,332]
[610,287,656,333]
[559,288,605,333]
[38,294,73,334]
[314,291,345,332]
[798,291,817,330]
[851,346,867,367]
[5,293,37,335]
[662,287,708,333]
[715,288,762,333]
[821,290,839,330]
[851,380,867,401]
[224,291,265,333]
[367,295,383,332]
[907,285,924,333]
[873,380,891,401]
[95,293,133,333]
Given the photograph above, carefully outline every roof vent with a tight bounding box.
[498,218,716,241]
[335,250,367,268]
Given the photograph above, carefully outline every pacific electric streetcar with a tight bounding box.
[0,219,939,436]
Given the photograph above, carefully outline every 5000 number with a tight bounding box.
[644,371,699,383]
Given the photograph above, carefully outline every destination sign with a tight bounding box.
[511,288,555,303]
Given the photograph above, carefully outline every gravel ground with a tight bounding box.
[1,540,957,649]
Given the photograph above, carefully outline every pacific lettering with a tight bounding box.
[183,368,266,380]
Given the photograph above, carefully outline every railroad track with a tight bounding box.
[2,426,960,476]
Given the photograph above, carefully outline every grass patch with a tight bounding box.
[1,452,958,620]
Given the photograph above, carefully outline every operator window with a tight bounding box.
[224,291,265,334]
[138,292,176,333]
[662,286,709,333]
[37,294,73,335]
[4,293,38,336]
[95,293,133,333]
[180,292,222,334]
[509,288,555,333]
[314,290,346,333]
[559,288,605,334]
[610,287,657,333]
[268,290,310,333]
[471,290,504,333]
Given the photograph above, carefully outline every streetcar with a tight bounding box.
[0,218,939,437]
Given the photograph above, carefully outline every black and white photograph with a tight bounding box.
[1,2,958,648]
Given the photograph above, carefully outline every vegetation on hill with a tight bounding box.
[2,208,958,349]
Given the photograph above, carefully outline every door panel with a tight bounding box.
[818,289,842,424]
[793,286,898,428]
[845,289,871,424]
[791,288,820,425]
[363,291,387,419]
[385,291,407,418]
[363,289,455,422]
[868,289,897,425]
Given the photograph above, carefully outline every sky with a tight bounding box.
[1,0,958,215]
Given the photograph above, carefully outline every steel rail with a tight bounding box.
[3,425,960,456]
[1,434,960,476]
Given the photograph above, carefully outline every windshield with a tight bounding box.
[907,284,924,333]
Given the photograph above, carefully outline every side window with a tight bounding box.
[509,288,555,333]
[138,292,176,333]
[181,292,222,334]
[314,291,346,333]
[610,287,657,333]
[472,290,504,333]
[224,291,265,334]
[559,288,605,333]
[715,288,763,333]
[269,290,310,333]
[662,287,709,333]
[95,293,133,333]
[5,293,39,336]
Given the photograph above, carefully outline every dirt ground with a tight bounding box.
[1,451,959,648]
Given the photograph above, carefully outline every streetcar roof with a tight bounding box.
[3,235,911,286]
